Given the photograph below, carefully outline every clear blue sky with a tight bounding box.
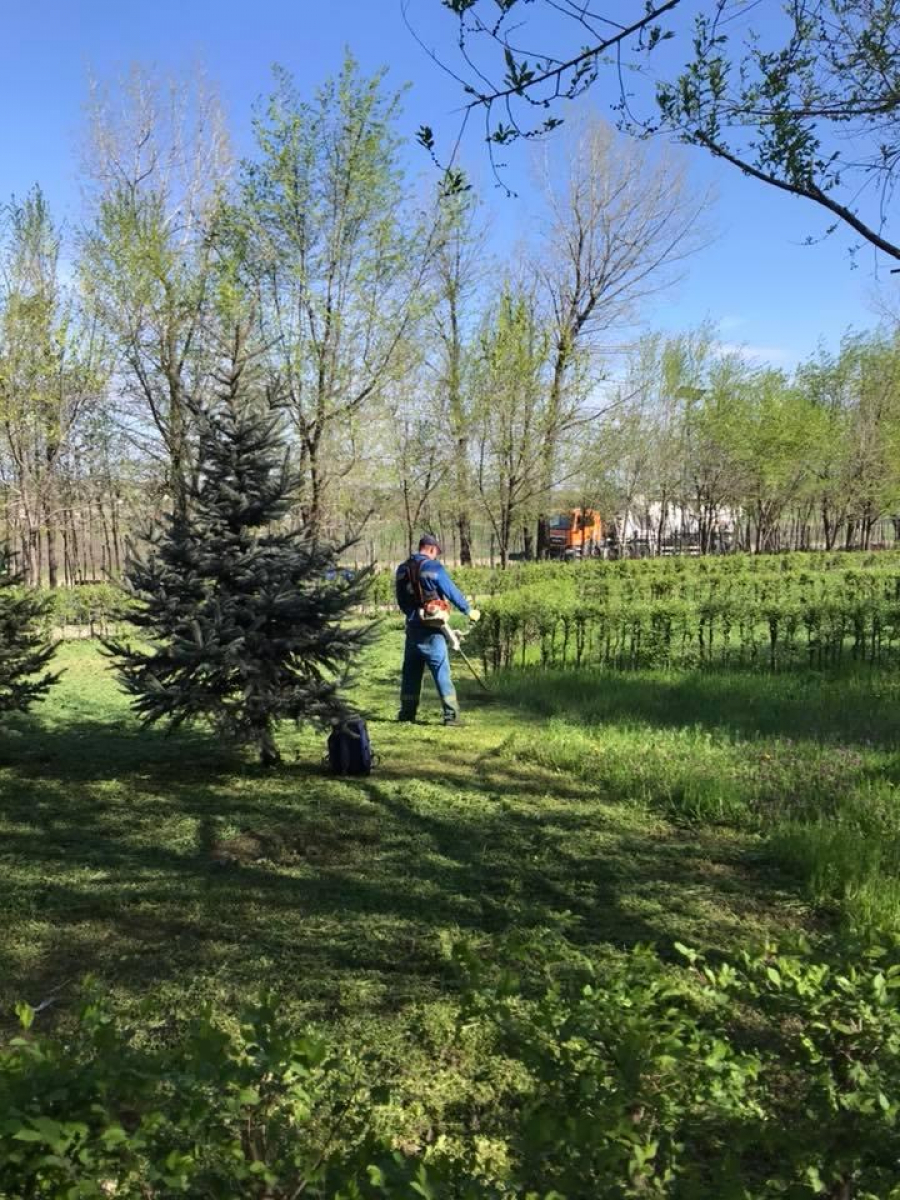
[1,0,893,368]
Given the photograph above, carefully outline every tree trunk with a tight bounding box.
[823,501,839,550]
[655,492,669,556]
[98,500,115,577]
[62,515,72,586]
[862,510,876,550]
[46,520,59,588]
[29,526,41,586]
[110,494,122,575]
[446,285,474,568]
[499,504,511,569]
[44,489,60,588]
[457,513,473,566]
[304,433,325,544]
[536,512,550,560]
[169,432,189,527]
[66,508,81,584]
[259,724,282,768]
[697,498,715,555]
[87,503,98,579]
[536,372,567,560]
[401,479,415,558]
[43,446,60,588]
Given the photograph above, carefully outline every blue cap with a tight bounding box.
[418,533,442,552]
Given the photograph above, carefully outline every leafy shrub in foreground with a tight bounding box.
[4,939,900,1198]
[0,991,385,1200]
[458,938,900,1198]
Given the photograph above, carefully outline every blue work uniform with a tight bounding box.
[395,554,470,723]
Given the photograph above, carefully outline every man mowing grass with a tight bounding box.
[395,534,480,726]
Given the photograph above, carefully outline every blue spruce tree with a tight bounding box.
[0,550,58,714]
[107,326,371,766]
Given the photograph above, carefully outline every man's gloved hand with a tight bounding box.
[468,608,481,623]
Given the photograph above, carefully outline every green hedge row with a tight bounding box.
[451,554,900,671]
[364,551,900,606]
[36,554,900,663]
[3,938,900,1198]
[42,584,135,632]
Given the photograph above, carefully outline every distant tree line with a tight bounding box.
[0,51,897,583]
[576,325,900,555]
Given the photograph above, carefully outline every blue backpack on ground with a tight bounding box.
[327,717,374,775]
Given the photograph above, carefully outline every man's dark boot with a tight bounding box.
[397,694,418,723]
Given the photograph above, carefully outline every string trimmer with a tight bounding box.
[442,625,491,693]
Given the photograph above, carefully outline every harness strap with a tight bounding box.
[407,556,428,608]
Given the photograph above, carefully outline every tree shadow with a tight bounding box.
[0,686,801,1022]
[6,621,836,1012]
[489,667,900,749]
[0,698,804,1024]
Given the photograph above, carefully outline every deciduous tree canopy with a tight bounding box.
[416,0,900,262]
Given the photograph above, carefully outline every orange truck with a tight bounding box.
[547,508,605,558]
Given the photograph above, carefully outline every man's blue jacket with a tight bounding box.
[395,553,470,630]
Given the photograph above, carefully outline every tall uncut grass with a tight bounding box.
[494,665,900,937]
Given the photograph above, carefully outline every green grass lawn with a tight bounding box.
[6,626,900,1191]
[6,621,888,1039]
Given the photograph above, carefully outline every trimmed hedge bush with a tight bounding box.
[42,553,900,664]
[33,584,136,637]
[452,553,900,672]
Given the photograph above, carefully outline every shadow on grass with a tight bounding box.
[488,666,900,748]
[0,700,801,1023]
